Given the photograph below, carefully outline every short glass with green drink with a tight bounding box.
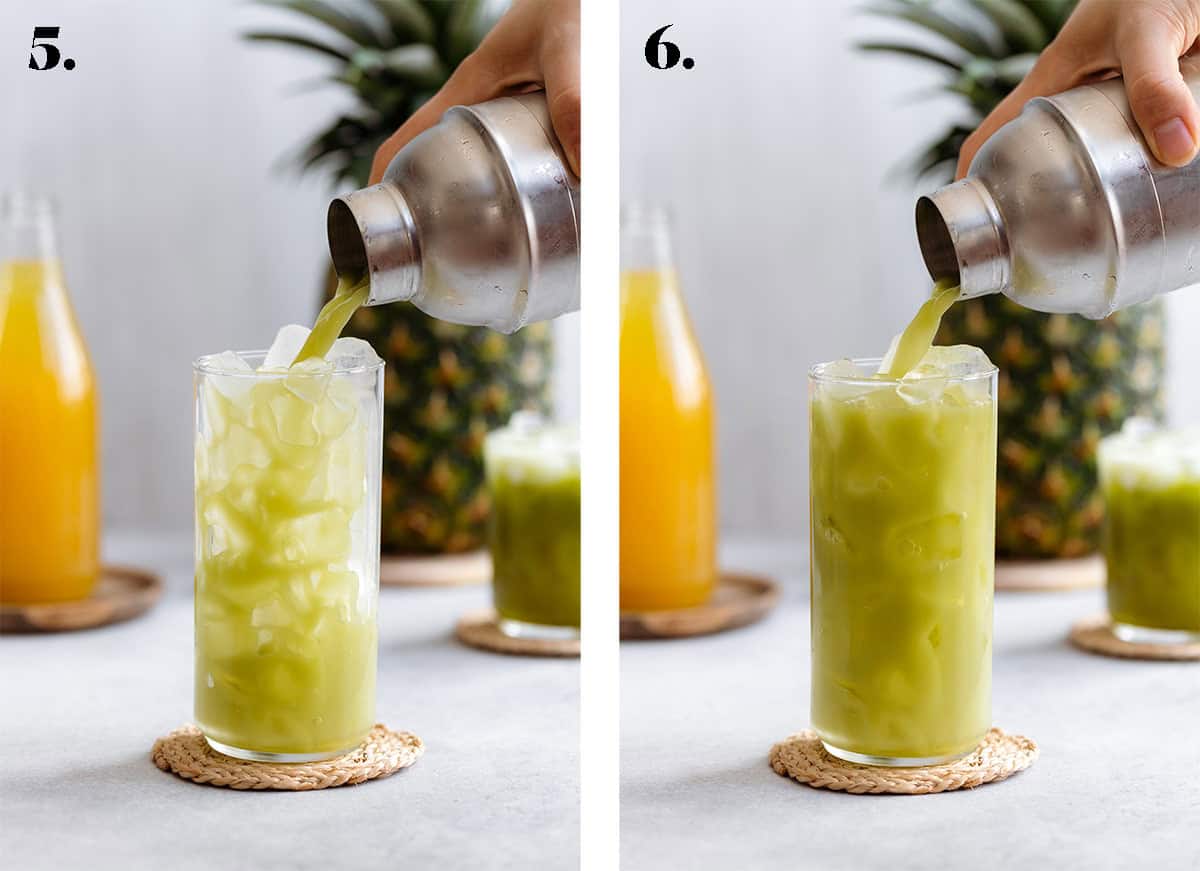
[809,347,997,766]
[1099,423,1200,644]
[193,345,384,762]
[484,414,581,640]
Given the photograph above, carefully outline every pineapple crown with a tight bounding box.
[246,0,510,188]
[857,0,1078,181]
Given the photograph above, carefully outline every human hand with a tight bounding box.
[369,0,580,183]
[957,0,1200,177]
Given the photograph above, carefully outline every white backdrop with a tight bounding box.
[621,0,1200,538]
[0,0,580,534]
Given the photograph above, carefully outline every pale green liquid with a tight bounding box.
[810,379,995,761]
[293,273,370,365]
[195,271,377,758]
[879,279,959,379]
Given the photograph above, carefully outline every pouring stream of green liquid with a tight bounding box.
[291,274,371,365]
[878,278,960,379]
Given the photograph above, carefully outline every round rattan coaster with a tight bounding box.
[995,555,1104,592]
[455,608,579,657]
[620,572,780,640]
[1069,614,1200,661]
[0,565,162,633]
[152,724,423,791]
[769,727,1038,795]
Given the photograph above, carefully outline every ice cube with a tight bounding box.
[208,350,253,375]
[911,345,994,379]
[507,410,545,435]
[822,358,863,379]
[1120,417,1156,440]
[262,324,312,371]
[328,336,381,368]
[206,351,254,400]
[269,392,320,447]
[815,358,876,403]
[897,378,945,405]
[284,357,332,404]
[900,345,993,403]
[1101,422,1200,486]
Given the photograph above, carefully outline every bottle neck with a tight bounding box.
[2,193,59,265]
[621,204,677,276]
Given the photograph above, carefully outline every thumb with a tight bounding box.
[540,20,582,177]
[1117,13,1199,166]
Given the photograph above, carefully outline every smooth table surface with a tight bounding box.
[621,538,1200,871]
[0,531,579,871]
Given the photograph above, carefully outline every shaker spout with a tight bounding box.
[916,177,1008,301]
[327,183,420,306]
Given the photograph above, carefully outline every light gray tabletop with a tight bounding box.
[621,538,1200,871]
[0,531,579,871]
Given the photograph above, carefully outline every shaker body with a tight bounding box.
[327,93,580,334]
[917,58,1200,319]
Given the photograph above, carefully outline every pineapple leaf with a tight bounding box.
[299,114,375,169]
[856,41,965,71]
[243,31,352,61]
[992,51,1039,83]
[366,0,436,44]
[946,76,1008,115]
[905,124,974,180]
[952,53,1038,110]
[256,0,390,48]
[967,0,1048,52]
[346,153,377,188]
[446,0,509,66]
[1026,0,1078,33]
[862,2,1003,58]
[351,44,447,87]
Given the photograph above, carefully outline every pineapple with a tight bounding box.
[250,0,553,554]
[861,0,1165,558]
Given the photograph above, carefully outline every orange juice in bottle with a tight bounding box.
[620,205,716,610]
[0,194,99,603]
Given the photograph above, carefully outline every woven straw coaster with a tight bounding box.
[769,727,1038,795]
[152,724,423,791]
[1069,614,1200,661]
[455,609,579,658]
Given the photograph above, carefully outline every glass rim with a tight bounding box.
[193,348,385,378]
[808,355,998,386]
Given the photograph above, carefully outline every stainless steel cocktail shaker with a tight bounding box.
[916,58,1200,319]
[326,92,580,334]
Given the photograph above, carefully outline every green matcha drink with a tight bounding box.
[193,292,384,761]
[485,416,580,638]
[810,284,997,766]
[1099,425,1200,642]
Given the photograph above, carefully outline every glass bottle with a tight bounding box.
[619,205,717,611]
[0,193,100,604]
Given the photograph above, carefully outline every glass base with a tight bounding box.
[821,741,973,768]
[1112,622,1200,646]
[498,617,579,641]
[204,735,357,763]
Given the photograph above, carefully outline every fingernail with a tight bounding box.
[1153,117,1196,164]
